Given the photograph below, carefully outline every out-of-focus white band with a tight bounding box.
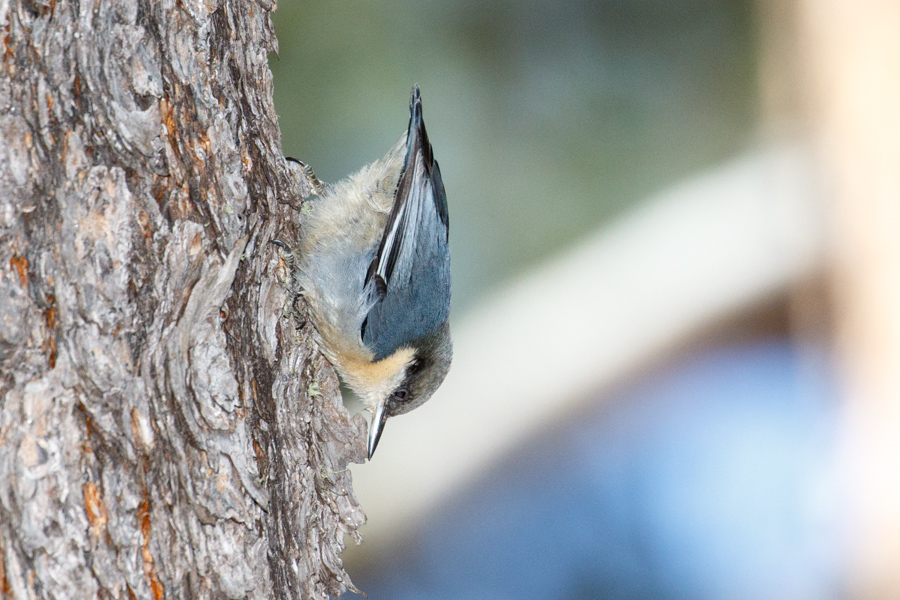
[349,143,824,547]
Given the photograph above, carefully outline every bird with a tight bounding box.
[292,84,452,460]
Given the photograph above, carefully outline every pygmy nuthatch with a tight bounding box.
[293,85,452,460]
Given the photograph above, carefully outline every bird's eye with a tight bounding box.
[393,388,409,401]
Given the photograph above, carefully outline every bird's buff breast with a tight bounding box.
[313,316,415,410]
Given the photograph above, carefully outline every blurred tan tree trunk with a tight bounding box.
[798,1,900,598]
[759,0,900,596]
[0,1,366,598]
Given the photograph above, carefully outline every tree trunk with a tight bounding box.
[0,1,367,598]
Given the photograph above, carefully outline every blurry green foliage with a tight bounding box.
[271,0,758,313]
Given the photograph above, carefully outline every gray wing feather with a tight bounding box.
[362,129,450,360]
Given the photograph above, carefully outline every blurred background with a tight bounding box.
[270,1,900,598]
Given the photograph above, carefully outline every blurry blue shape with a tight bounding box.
[350,342,842,600]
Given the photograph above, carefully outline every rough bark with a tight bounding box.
[0,0,367,598]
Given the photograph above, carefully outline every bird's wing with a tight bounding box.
[362,87,451,360]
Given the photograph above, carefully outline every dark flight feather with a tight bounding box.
[362,86,451,360]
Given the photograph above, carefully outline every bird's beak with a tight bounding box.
[367,402,388,460]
